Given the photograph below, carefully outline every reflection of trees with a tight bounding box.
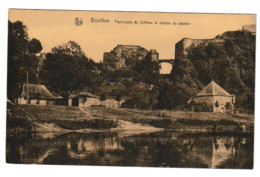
[118,133,211,167]
[6,132,253,168]
[6,134,58,164]
[6,135,25,163]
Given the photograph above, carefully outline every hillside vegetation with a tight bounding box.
[169,30,255,112]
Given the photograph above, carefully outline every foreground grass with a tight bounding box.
[12,105,254,133]
[92,107,254,133]
[10,104,118,131]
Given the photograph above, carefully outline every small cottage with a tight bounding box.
[102,99,120,108]
[18,83,61,105]
[194,80,235,113]
[68,92,101,107]
[68,92,125,108]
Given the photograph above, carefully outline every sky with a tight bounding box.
[9,9,256,74]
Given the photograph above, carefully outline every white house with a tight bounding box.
[194,80,235,113]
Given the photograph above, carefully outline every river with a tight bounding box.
[6,131,253,168]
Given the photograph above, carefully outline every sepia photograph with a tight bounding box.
[6,9,256,169]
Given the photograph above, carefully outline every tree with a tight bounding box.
[128,83,147,109]
[134,58,161,85]
[7,20,42,101]
[225,102,233,113]
[121,82,158,109]
[169,58,202,109]
[51,41,85,57]
[157,79,175,110]
[100,92,108,117]
[194,102,213,112]
[28,38,42,54]
[40,41,97,104]
[188,99,196,112]
[100,92,108,101]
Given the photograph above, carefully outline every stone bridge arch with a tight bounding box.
[158,59,175,74]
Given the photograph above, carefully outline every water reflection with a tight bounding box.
[6,131,253,168]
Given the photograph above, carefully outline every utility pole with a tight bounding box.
[27,70,29,104]
[146,84,153,109]
[146,88,149,103]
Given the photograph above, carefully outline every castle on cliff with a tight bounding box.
[103,44,159,69]
[175,38,224,60]
[175,24,256,60]
[102,25,255,71]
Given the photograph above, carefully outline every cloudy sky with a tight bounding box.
[9,9,255,73]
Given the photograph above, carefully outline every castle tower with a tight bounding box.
[149,49,159,62]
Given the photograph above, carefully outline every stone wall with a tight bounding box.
[175,38,224,60]
[242,24,256,35]
[79,97,101,107]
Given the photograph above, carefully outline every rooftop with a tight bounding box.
[196,80,232,97]
[21,83,60,99]
[69,91,99,98]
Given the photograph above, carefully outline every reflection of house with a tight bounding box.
[181,136,236,168]
[66,137,124,159]
[18,83,62,105]
[68,92,100,107]
[211,137,235,168]
[194,80,235,113]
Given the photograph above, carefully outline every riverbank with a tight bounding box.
[7,104,254,134]
[6,103,162,136]
[93,107,254,133]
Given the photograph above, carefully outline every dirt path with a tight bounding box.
[111,120,163,138]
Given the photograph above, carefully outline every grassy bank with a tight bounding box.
[8,104,118,132]
[93,107,254,133]
[8,104,254,133]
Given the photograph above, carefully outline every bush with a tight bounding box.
[225,102,234,113]
[193,102,213,112]
[7,117,34,132]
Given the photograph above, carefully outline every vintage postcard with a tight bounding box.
[6,9,255,168]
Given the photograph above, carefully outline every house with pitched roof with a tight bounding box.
[18,83,62,105]
[194,80,235,113]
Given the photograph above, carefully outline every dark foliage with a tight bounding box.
[39,41,98,104]
[194,102,213,112]
[156,78,175,110]
[7,21,42,101]
[28,38,42,54]
[169,30,255,113]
